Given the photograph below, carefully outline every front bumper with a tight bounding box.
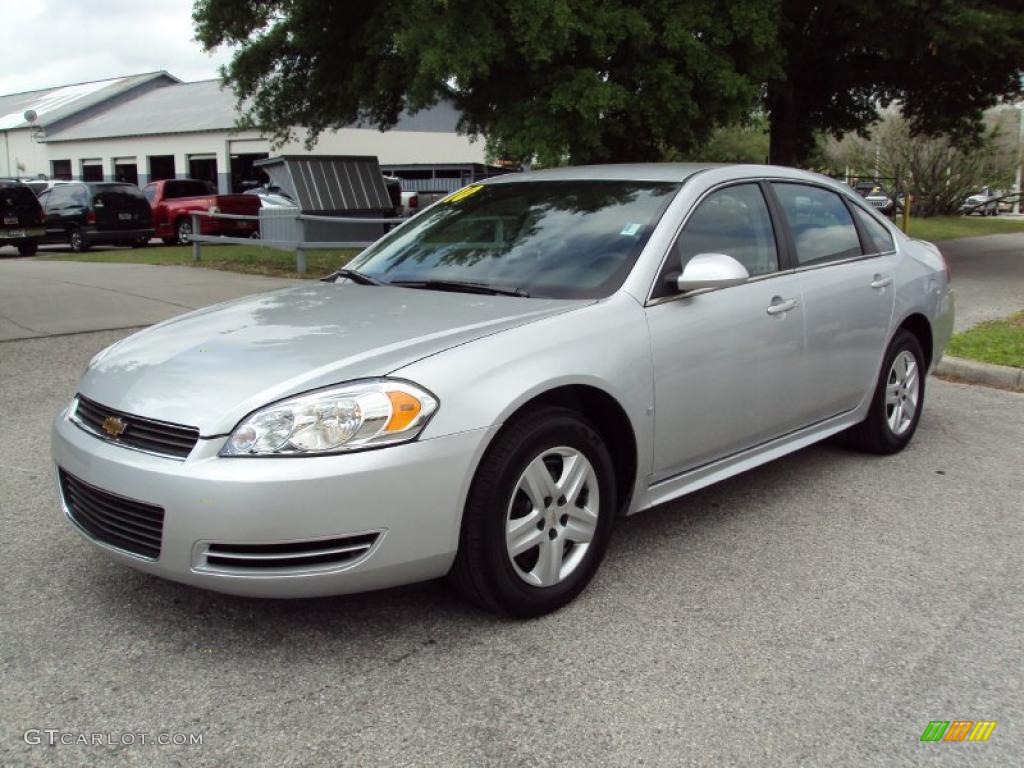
[51,408,492,597]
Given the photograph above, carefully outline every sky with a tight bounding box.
[0,0,236,95]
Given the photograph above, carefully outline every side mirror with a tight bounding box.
[668,253,750,293]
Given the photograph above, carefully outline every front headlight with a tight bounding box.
[220,379,438,457]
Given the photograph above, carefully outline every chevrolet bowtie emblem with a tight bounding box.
[102,415,127,437]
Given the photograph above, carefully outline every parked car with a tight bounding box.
[9,178,51,197]
[52,163,954,617]
[0,179,45,255]
[37,182,153,252]
[243,184,296,209]
[961,187,1002,216]
[381,176,420,217]
[142,179,261,244]
[854,181,896,215]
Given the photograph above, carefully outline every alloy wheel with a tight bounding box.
[505,446,600,588]
[178,221,192,244]
[885,350,919,436]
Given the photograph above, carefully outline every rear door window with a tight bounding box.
[771,183,862,266]
[851,206,894,254]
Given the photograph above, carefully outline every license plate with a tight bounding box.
[119,212,133,221]
[3,216,17,225]
[3,229,26,238]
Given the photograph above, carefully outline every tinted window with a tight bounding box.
[349,180,679,299]
[164,180,211,199]
[88,183,146,200]
[852,206,894,254]
[70,185,90,206]
[0,185,38,209]
[772,183,862,266]
[45,185,73,209]
[672,184,778,278]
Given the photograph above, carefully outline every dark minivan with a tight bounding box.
[38,182,154,251]
[0,180,46,256]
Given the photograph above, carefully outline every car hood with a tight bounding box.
[79,283,585,435]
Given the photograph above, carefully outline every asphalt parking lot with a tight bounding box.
[1,253,1021,766]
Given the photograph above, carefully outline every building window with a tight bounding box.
[51,159,72,180]
[148,155,175,182]
[81,160,103,182]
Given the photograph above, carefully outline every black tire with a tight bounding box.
[848,329,926,454]
[161,237,177,246]
[69,227,88,252]
[176,219,192,245]
[132,238,149,248]
[18,240,38,256]
[449,406,617,617]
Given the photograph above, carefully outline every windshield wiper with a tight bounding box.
[320,268,383,286]
[388,279,529,298]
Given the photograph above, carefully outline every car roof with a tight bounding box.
[483,162,834,186]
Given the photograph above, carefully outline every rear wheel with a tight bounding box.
[175,219,192,245]
[848,329,926,454]
[68,227,88,252]
[17,240,38,256]
[449,406,616,617]
[132,238,149,248]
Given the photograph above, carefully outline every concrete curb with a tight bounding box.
[934,355,1024,392]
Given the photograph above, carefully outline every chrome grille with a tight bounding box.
[59,469,164,559]
[198,533,380,573]
[72,395,199,459]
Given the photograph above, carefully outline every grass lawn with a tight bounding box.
[947,311,1024,369]
[901,215,1024,242]
[36,243,358,279]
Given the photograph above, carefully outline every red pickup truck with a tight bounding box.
[142,179,262,244]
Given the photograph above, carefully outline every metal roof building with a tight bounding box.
[1,72,488,193]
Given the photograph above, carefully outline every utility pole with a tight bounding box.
[1014,102,1023,215]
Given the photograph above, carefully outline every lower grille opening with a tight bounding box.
[59,469,164,559]
[202,533,379,572]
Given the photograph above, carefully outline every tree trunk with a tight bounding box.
[767,80,809,167]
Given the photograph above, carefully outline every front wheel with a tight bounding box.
[18,240,39,256]
[449,406,616,617]
[848,329,926,454]
[176,219,193,245]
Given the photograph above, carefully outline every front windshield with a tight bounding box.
[347,180,679,299]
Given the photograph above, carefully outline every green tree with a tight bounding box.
[194,0,781,165]
[195,1,1024,168]
[826,111,1012,216]
[768,0,1024,166]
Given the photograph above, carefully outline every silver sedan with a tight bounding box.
[51,164,954,616]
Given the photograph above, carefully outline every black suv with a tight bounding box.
[38,182,154,251]
[0,180,46,256]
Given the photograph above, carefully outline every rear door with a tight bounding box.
[645,182,807,479]
[41,185,78,241]
[1,184,42,232]
[769,183,896,421]
[90,184,152,230]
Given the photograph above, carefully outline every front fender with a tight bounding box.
[393,292,655,509]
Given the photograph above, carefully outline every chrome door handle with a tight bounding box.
[766,298,798,315]
[871,275,893,289]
